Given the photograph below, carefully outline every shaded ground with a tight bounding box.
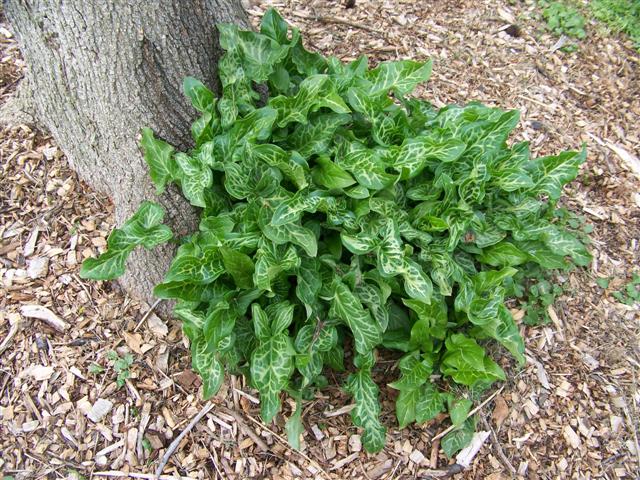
[1,1,639,479]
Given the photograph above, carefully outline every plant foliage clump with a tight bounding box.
[81,9,590,454]
[541,1,587,40]
[591,0,640,51]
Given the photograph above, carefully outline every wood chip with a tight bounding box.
[26,256,48,278]
[330,452,359,470]
[28,365,54,381]
[563,425,581,449]
[456,431,490,468]
[23,226,39,257]
[606,142,640,178]
[324,403,355,417]
[348,434,361,453]
[409,449,426,465]
[87,399,114,423]
[20,304,69,332]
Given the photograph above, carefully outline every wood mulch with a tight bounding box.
[1,0,639,478]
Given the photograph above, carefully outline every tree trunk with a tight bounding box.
[6,0,248,309]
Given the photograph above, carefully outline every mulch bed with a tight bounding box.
[1,1,639,478]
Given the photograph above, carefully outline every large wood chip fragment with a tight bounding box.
[20,304,69,332]
[87,398,114,423]
[563,425,581,449]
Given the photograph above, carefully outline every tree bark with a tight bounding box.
[6,0,248,309]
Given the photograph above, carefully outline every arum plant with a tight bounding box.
[81,9,589,455]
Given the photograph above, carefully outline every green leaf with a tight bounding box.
[290,114,351,158]
[312,155,356,190]
[516,241,567,269]
[250,143,308,190]
[395,387,420,428]
[295,259,322,311]
[330,279,382,354]
[141,128,176,193]
[448,397,473,427]
[493,305,525,365]
[262,221,318,257]
[341,231,377,254]
[218,23,289,83]
[80,249,130,281]
[529,147,586,200]
[220,246,255,289]
[268,301,295,335]
[367,59,433,96]
[441,334,506,386]
[253,243,300,291]
[388,351,433,391]
[471,267,518,293]
[175,153,212,208]
[250,334,295,422]
[404,298,448,351]
[153,281,205,302]
[164,251,224,284]
[183,77,215,113]
[270,75,348,128]
[260,8,289,44]
[478,241,530,267]
[541,226,591,265]
[202,358,225,399]
[270,191,326,226]
[493,167,534,191]
[442,418,475,457]
[402,259,434,304]
[285,397,304,450]
[346,87,393,119]
[252,303,271,342]
[80,202,172,280]
[394,135,466,179]
[324,343,345,371]
[345,369,386,452]
[337,141,396,190]
[415,382,444,423]
[204,302,236,348]
[290,32,327,76]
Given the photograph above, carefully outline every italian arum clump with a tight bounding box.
[81,9,590,455]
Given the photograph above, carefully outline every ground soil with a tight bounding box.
[1,1,639,479]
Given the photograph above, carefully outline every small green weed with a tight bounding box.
[542,1,587,39]
[142,437,153,454]
[510,263,564,325]
[88,362,105,375]
[612,273,640,305]
[591,0,640,50]
[106,350,134,387]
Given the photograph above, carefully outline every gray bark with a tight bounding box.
[6,0,248,311]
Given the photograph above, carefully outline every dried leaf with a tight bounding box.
[491,394,509,429]
[123,332,143,354]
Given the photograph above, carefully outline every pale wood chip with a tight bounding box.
[563,425,581,449]
[20,304,69,332]
[87,399,114,423]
